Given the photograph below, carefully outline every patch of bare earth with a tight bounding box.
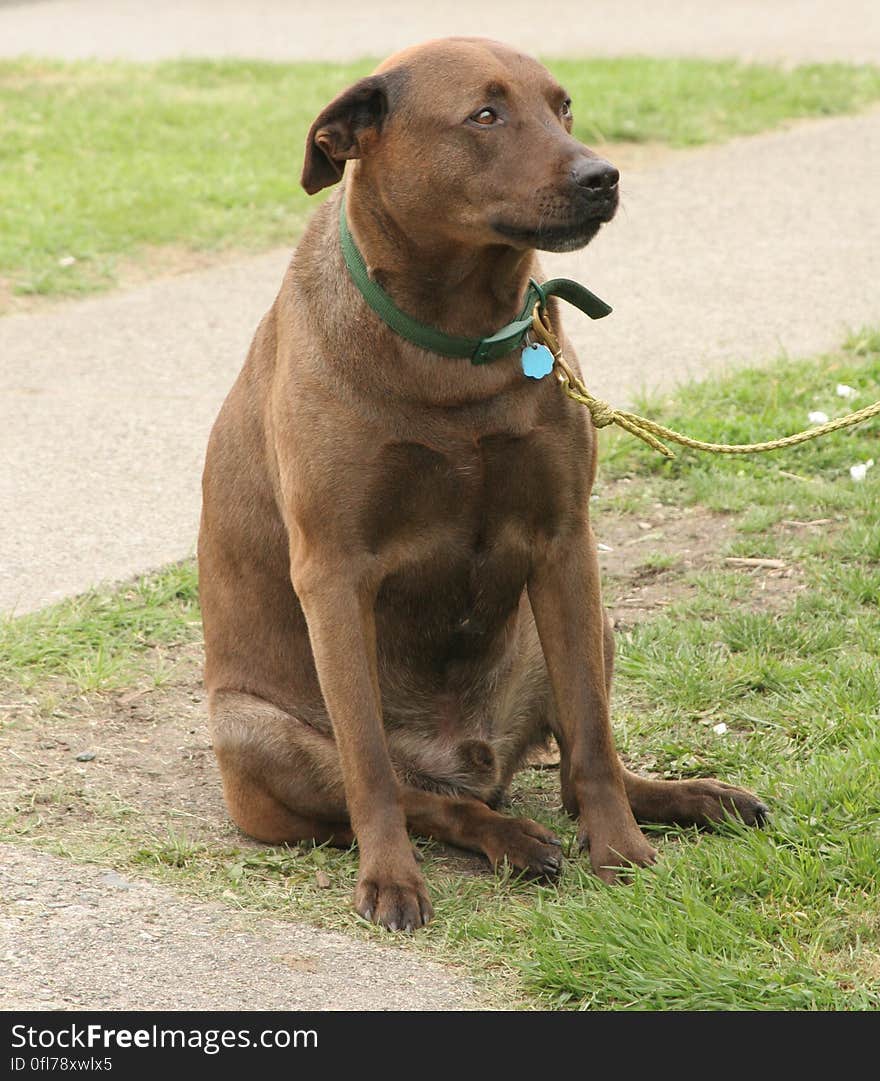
[596,139,683,173]
[0,648,237,853]
[594,492,807,630]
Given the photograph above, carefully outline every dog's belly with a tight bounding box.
[374,548,548,793]
[362,434,561,751]
[375,539,528,686]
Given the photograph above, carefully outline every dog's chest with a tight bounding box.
[360,431,569,561]
[359,432,571,671]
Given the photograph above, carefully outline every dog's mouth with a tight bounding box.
[491,196,618,253]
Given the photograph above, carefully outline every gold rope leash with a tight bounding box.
[531,305,880,460]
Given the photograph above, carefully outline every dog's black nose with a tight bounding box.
[572,158,619,192]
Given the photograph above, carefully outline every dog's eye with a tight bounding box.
[470,107,499,126]
[560,99,572,120]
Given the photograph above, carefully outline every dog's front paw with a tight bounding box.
[578,821,657,884]
[355,866,434,932]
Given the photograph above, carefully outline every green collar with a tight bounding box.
[339,200,612,365]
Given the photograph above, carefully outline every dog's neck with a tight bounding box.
[344,184,536,342]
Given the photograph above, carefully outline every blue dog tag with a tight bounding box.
[521,342,555,379]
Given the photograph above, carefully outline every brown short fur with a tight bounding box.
[198,37,766,931]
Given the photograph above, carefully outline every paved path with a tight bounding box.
[543,110,880,399]
[3,110,879,615]
[0,844,480,1010]
[1,0,879,64]
[1,254,289,614]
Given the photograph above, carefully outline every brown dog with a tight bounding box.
[198,37,766,931]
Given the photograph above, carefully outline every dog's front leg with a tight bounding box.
[528,524,657,881]
[291,559,433,929]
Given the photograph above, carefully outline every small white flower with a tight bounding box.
[836,383,858,400]
[712,722,728,735]
[57,255,77,268]
[808,410,829,425]
[850,459,875,482]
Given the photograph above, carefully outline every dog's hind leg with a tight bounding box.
[209,689,562,879]
[402,789,562,881]
[621,770,769,827]
[209,689,353,846]
[546,610,767,830]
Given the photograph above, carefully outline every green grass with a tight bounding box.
[550,57,880,144]
[601,326,880,522]
[2,331,880,1009]
[2,56,880,302]
[0,561,200,691]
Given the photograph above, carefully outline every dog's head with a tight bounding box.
[301,37,618,254]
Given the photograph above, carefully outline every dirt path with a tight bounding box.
[2,0,879,64]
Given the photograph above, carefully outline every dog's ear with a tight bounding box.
[301,76,390,195]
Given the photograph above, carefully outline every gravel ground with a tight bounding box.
[0,844,481,1010]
